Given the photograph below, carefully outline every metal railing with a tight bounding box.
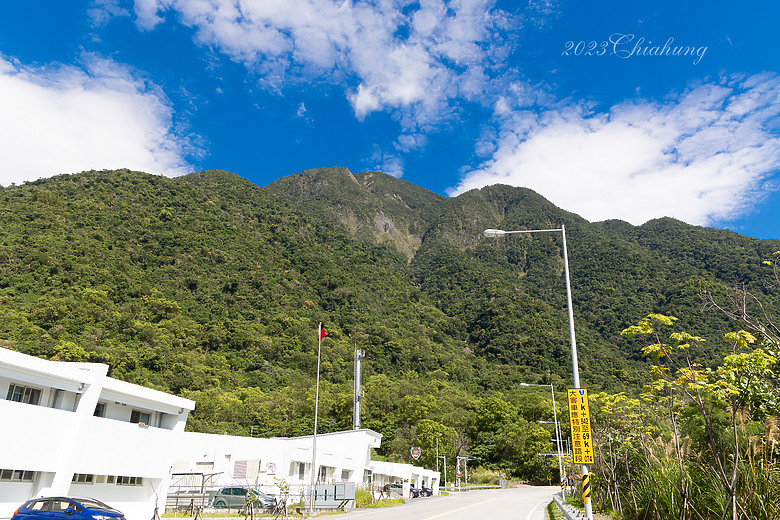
[553,492,587,520]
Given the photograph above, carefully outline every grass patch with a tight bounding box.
[354,487,405,508]
[546,500,564,520]
[465,468,504,486]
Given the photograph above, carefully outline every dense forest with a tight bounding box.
[1,167,778,492]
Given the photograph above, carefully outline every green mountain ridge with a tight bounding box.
[1,166,778,476]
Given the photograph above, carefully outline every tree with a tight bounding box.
[704,250,780,351]
[622,314,778,519]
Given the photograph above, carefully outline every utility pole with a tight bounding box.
[436,434,440,472]
[310,323,326,513]
[353,348,365,430]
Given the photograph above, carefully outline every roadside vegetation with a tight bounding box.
[585,253,780,519]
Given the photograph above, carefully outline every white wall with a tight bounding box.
[169,429,381,493]
[0,348,195,520]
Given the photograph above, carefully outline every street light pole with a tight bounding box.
[560,226,581,388]
[520,383,564,483]
[485,225,592,520]
[436,434,440,473]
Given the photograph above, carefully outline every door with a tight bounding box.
[47,499,78,520]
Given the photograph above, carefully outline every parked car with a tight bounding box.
[12,497,125,520]
[409,487,421,498]
[420,486,433,497]
[382,483,403,497]
[211,487,276,509]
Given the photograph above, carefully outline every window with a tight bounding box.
[94,403,106,417]
[6,384,41,405]
[130,410,151,425]
[27,500,49,511]
[233,460,247,479]
[0,469,35,482]
[116,476,143,486]
[49,500,73,513]
[297,462,305,481]
[49,389,64,409]
[265,463,276,475]
[71,474,94,484]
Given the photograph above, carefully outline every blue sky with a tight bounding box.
[1,1,778,239]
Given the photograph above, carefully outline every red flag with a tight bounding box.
[320,328,328,340]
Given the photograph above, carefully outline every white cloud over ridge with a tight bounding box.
[449,74,780,227]
[0,55,194,186]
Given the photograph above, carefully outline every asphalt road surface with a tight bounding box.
[342,486,558,520]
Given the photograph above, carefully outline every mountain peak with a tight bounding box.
[267,167,447,259]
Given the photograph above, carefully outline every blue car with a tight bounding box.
[12,497,125,520]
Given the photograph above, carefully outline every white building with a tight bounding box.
[167,430,440,504]
[1,348,440,519]
[167,429,384,504]
[0,347,195,520]
[369,460,440,498]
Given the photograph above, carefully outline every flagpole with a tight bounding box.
[310,322,323,513]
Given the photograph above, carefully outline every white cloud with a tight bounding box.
[124,0,517,128]
[0,55,195,187]
[117,0,528,181]
[367,147,404,179]
[88,0,131,27]
[448,74,780,226]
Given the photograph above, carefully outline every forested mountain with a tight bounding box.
[2,167,778,477]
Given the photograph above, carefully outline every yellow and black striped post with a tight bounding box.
[582,474,591,504]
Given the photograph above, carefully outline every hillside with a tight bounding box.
[267,167,447,259]
[1,167,778,478]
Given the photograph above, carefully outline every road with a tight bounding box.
[341,486,557,520]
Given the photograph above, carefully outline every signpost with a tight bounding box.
[567,389,594,464]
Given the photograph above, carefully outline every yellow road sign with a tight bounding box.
[567,388,594,464]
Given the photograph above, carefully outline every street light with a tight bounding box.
[520,382,564,483]
[456,456,481,489]
[484,225,592,520]
[483,227,580,387]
